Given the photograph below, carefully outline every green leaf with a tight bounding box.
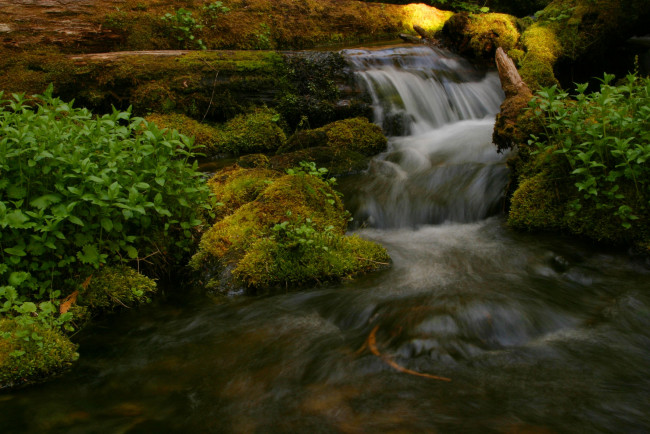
[4,247,26,257]
[125,245,138,259]
[101,217,113,232]
[68,215,84,226]
[30,194,62,210]
[76,244,101,265]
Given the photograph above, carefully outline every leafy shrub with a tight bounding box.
[518,73,650,246]
[161,8,206,50]
[0,87,212,306]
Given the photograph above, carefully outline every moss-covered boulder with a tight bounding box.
[0,319,78,389]
[146,113,222,149]
[208,166,282,219]
[78,266,157,312]
[191,170,389,292]
[440,12,520,59]
[269,147,371,177]
[213,108,287,156]
[281,117,387,156]
[517,0,650,90]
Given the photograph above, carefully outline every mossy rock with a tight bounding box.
[281,117,387,157]
[508,171,563,229]
[146,113,222,149]
[0,319,78,390]
[519,24,561,90]
[212,107,287,156]
[234,233,389,290]
[269,147,370,177]
[440,12,520,59]
[78,266,157,312]
[207,166,281,219]
[191,170,389,292]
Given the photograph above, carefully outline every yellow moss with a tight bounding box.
[191,172,346,269]
[402,4,454,34]
[0,319,78,389]
[468,13,520,54]
[214,107,287,155]
[146,113,221,149]
[324,117,387,156]
[207,166,281,218]
[519,24,562,90]
[233,233,390,289]
[508,172,563,229]
[281,117,387,157]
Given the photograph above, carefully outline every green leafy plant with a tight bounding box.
[528,73,650,231]
[161,8,206,50]
[0,86,213,309]
[272,213,336,253]
[286,161,339,205]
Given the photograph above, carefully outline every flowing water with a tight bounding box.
[2,46,650,433]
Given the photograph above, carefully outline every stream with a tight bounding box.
[1,45,649,433]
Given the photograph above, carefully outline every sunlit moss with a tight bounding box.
[207,166,281,218]
[468,13,520,56]
[0,319,78,389]
[519,24,562,90]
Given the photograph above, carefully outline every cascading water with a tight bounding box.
[341,45,510,228]
[1,45,649,434]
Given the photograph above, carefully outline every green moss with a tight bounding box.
[79,266,157,311]
[467,13,520,57]
[519,24,561,90]
[146,113,221,149]
[269,146,370,177]
[0,319,78,389]
[213,107,287,156]
[192,169,389,291]
[281,117,387,157]
[323,117,387,156]
[508,171,563,229]
[207,166,281,218]
[440,12,520,59]
[233,233,389,289]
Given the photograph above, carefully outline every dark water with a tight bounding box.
[2,46,650,433]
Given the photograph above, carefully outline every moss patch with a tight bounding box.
[79,266,157,312]
[213,107,287,156]
[281,117,387,156]
[146,113,222,149]
[269,147,371,177]
[1,319,78,389]
[191,170,389,292]
[440,12,520,59]
[207,166,281,219]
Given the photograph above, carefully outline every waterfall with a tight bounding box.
[341,45,510,228]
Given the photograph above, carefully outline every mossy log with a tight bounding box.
[0,49,369,128]
[0,0,451,53]
[492,47,533,153]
